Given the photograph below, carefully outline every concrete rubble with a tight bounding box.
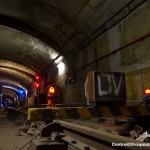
[15,115,150,145]
[17,120,46,137]
[130,125,150,142]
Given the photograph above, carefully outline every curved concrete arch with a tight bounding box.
[0,67,33,83]
[2,88,19,105]
[1,81,28,93]
[2,85,22,93]
[0,15,61,51]
[0,75,32,92]
[0,59,35,75]
[0,25,60,72]
[2,85,27,103]
[0,79,27,90]
[2,90,18,100]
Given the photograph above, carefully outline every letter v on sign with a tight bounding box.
[111,74,123,96]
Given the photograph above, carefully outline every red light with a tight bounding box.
[145,88,150,95]
[35,75,40,80]
[34,82,40,88]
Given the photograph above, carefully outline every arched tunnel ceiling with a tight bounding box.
[0,0,146,97]
[0,25,59,72]
[0,0,143,55]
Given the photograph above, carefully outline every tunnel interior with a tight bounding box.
[0,0,149,107]
[0,1,149,149]
[0,24,60,107]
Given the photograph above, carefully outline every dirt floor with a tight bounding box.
[0,115,32,150]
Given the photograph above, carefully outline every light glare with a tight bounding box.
[55,56,63,64]
[57,62,65,74]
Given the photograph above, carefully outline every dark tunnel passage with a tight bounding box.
[0,0,148,107]
[0,0,149,150]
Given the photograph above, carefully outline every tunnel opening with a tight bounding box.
[2,95,14,107]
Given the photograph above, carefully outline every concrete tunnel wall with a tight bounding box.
[27,2,150,106]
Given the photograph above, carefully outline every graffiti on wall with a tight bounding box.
[95,72,126,99]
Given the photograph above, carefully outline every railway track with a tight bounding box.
[5,107,150,150]
[29,119,150,150]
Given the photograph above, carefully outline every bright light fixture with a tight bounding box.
[57,61,65,74]
[55,56,63,64]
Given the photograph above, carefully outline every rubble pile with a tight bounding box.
[130,125,150,142]
[16,116,150,144]
[102,118,150,143]
[17,120,46,137]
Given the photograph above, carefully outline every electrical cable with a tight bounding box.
[19,133,39,150]
[44,0,147,74]
[44,0,135,73]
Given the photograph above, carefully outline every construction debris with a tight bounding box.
[17,121,46,137]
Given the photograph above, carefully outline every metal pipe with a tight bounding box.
[45,0,147,74]
[76,32,150,72]
[45,32,150,84]
[66,0,147,55]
